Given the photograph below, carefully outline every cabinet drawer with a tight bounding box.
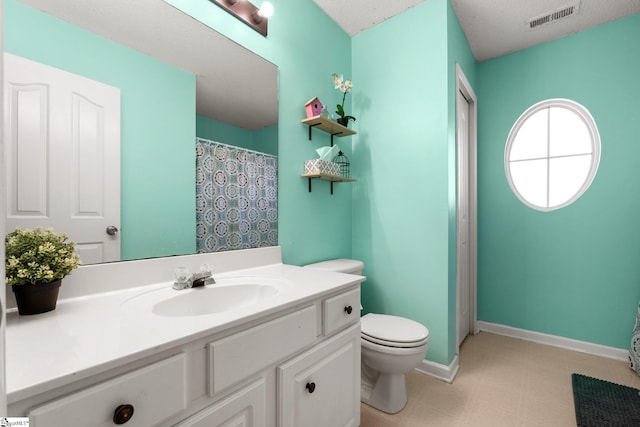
[209,305,316,395]
[28,354,186,427]
[323,287,360,335]
[277,323,360,427]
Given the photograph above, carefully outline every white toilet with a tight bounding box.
[304,259,429,414]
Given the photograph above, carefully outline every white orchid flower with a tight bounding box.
[332,73,344,89]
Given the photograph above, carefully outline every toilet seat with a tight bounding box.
[361,313,429,348]
[362,333,429,348]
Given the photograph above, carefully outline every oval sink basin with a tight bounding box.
[121,276,290,318]
[153,283,278,317]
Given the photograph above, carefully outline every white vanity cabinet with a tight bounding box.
[14,284,362,427]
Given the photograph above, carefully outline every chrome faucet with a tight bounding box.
[173,265,216,290]
[191,270,216,287]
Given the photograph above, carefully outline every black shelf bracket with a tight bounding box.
[307,122,343,146]
[307,177,336,195]
[308,123,320,140]
[330,132,343,147]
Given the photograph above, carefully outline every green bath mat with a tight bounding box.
[572,373,640,426]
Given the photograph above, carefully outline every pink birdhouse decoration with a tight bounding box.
[305,97,324,118]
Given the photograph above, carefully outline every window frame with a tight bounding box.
[504,98,601,212]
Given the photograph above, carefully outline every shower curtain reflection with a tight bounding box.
[196,138,278,252]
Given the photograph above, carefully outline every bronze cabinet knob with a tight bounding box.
[306,382,316,394]
[113,404,134,424]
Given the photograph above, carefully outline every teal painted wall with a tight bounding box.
[351,0,474,365]
[166,0,353,265]
[196,115,254,150]
[5,0,197,260]
[477,14,640,349]
[196,115,278,156]
[253,124,278,157]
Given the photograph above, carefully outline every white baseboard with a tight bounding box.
[415,354,459,383]
[478,321,629,362]
[413,322,628,384]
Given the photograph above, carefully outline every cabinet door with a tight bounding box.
[176,379,265,427]
[277,324,360,427]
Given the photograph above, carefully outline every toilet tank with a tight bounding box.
[304,259,364,275]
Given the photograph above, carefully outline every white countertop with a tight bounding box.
[6,263,363,404]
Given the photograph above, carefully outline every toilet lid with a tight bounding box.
[361,313,429,345]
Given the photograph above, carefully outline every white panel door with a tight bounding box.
[456,88,471,347]
[4,53,121,264]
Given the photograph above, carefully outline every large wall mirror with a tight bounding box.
[4,0,278,265]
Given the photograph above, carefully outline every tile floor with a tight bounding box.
[360,331,640,427]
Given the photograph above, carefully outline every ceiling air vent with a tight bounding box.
[526,2,580,30]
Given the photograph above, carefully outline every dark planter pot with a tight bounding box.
[337,117,349,127]
[12,279,62,315]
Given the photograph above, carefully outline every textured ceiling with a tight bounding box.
[312,0,427,36]
[314,0,640,61]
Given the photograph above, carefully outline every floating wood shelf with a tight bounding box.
[301,172,356,182]
[301,172,356,195]
[301,116,356,144]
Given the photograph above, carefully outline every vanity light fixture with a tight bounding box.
[209,0,273,37]
[253,1,274,24]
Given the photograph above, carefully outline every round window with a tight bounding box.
[504,99,600,211]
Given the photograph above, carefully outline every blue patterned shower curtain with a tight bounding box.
[196,138,278,252]
[630,301,640,376]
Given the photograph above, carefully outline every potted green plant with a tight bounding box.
[332,73,356,127]
[6,227,81,315]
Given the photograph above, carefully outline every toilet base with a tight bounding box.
[361,370,408,414]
